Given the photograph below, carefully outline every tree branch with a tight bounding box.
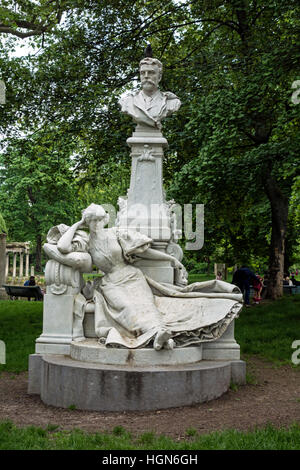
[0,26,43,38]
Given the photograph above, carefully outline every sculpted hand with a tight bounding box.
[173,258,184,270]
[73,217,86,229]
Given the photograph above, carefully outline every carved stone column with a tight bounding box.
[12,252,17,278]
[25,253,29,277]
[19,252,24,278]
[117,126,174,284]
[5,253,9,277]
[0,233,7,286]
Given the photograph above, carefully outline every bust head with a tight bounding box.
[82,204,110,227]
[139,57,162,95]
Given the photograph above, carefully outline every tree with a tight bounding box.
[164,0,300,298]
[0,129,79,271]
[0,1,68,38]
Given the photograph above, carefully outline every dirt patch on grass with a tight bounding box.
[0,357,299,439]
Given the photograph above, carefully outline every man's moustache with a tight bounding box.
[142,80,155,85]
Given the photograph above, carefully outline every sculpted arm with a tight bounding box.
[57,219,85,254]
[135,247,184,269]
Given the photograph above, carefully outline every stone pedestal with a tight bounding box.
[70,339,203,366]
[35,293,75,354]
[202,320,240,360]
[29,310,246,410]
[28,352,245,411]
[117,126,175,284]
[125,128,170,239]
[35,260,83,355]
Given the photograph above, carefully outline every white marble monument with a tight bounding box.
[28,48,246,411]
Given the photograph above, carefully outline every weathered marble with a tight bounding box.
[28,51,246,410]
[119,57,181,130]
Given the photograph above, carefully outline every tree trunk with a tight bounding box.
[0,233,7,286]
[284,237,290,276]
[264,177,289,299]
[35,234,42,273]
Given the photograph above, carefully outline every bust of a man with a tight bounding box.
[119,57,181,130]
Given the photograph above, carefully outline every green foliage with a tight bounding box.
[165,1,300,271]
[0,130,80,267]
[0,1,69,39]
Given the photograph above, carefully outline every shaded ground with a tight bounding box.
[0,357,299,439]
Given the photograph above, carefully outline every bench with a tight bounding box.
[2,285,44,301]
[283,284,297,295]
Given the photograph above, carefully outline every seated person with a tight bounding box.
[24,276,43,301]
[24,276,36,286]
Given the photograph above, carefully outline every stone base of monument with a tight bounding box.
[28,341,246,411]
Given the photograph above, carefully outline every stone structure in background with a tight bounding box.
[28,48,246,411]
[5,242,31,279]
[214,263,227,279]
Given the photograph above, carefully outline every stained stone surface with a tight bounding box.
[70,339,203,366]
[29,354,240,411]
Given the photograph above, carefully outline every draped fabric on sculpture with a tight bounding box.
[94,229,164,347]
[92,229,243,349]
[117,229,152,262]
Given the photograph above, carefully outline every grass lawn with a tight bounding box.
[188,273,218,283]
[0,300,42,373]
[0,420,299,450]
[235,294,300,365]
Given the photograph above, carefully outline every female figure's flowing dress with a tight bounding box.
[89,228,243,349]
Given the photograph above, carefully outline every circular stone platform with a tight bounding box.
[37,353,233,411]
[70,339,203,366]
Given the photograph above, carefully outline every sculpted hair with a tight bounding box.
[82,203,106,219]
[139,57,163,78]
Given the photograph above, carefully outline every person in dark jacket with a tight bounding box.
[232,266,260,307]
[24,276,36,286]
[23,276,43,301]
[291,274,300,286]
